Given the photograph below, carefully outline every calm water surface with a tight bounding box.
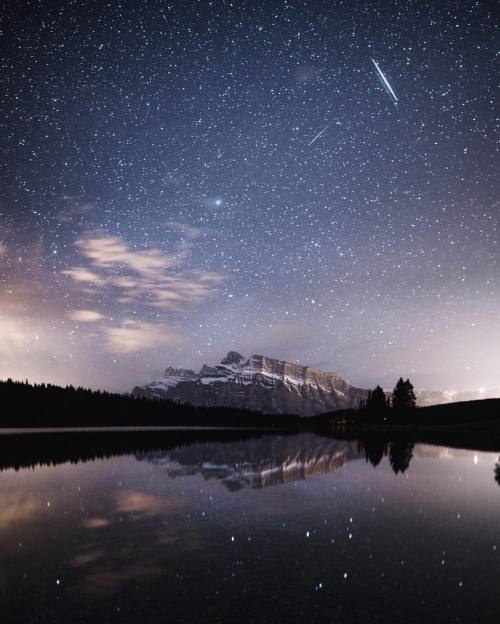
[1,431,499,623]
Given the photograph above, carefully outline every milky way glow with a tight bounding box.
[0,0,498,392]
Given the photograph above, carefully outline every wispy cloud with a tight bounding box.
[105,320,184,354]
[64,231,222,310]
[62,267,107,286]
[60,228,222,354]
[70,310,106,322]
[75,235,178,275]
[0,241,7,259]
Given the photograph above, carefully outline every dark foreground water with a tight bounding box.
[1,431,499,624]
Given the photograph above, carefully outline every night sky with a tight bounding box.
[0,0,498,392]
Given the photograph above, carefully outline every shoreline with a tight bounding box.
[0,425,286,436]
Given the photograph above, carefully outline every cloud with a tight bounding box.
[70,310,105,322]
[64,231,222,310]
[105,320,184,354]
[75,235,177,275]
[0,241,7,258]
[112,276,138,288]
[0,312,91,386]
[60,228,223,355]
[62,267,106,286]
[0,317,33,354]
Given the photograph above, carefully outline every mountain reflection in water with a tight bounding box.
[136,435,416,490]
[1,431,500,624]
[137,434,361,490]
[0,429,497,488]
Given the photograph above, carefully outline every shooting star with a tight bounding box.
[307,123,330,146]
[371,59,398,106]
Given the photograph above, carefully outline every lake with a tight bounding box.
[0,430,499,623]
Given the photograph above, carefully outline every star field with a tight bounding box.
[0,0,498,391]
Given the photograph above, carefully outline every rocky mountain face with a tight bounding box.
[133,351,369,417]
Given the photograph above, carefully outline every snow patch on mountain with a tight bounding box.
[133,351,368,416]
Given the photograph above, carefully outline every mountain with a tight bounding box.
[133,351,368,417]
[416,387,500,407]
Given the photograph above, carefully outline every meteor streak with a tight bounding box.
[371,59,398,106]
[307,123,329,146]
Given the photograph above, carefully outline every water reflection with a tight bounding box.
[0,430,496,486]
[0,429,261,472]
[1,431,500,624]
[358,437,415,474]
[137,434,361,490]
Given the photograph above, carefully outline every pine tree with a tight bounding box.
[364,385,388,423]
[366,385,387,412]
[403,379,416,409]
[392,378,406,410]
[392,378,416,411]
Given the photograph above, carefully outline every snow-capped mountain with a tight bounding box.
[133,351,369,416]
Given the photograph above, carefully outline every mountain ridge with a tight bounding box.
[133,351,368,416]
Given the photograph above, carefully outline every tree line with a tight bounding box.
[0,378,302,428]
[358,377,416,423]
